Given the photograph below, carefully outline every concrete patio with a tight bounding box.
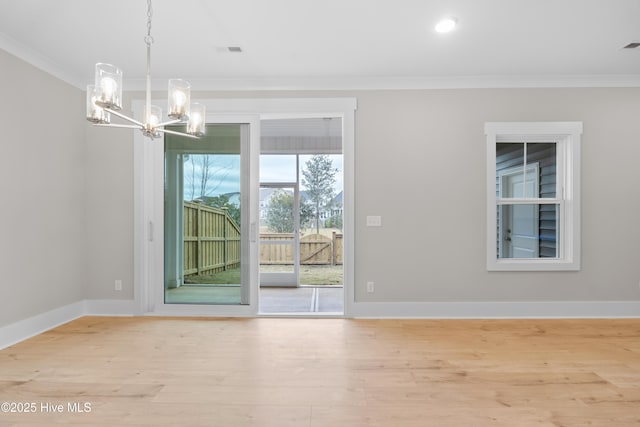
[165,285,344,314]
[260,286,344,313]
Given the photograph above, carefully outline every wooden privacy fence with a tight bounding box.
[260,232,343,265]
[183,202,240,277]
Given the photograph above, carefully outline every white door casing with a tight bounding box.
[134,98,356,316]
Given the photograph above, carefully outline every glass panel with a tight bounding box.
[497,142,557,200]
[298,154,344,286]
[260,241,295,274]
[258,118,345,312]
[298,154,344,201]
[164,124,244,305]
[260,155,297,183]
[260,187,296,277]
[496,143,524,199]
[497,204,559,259]
[527,142,556,198]
[261,188,295,233]
[260,239,295,272]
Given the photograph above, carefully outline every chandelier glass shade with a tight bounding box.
[85,0,204,139]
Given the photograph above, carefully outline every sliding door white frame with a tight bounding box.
[134,107,259,316]
[134,97,356,317]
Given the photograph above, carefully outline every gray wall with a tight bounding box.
[85,113,133,301]
[3,47,640,325]
[0,49,86,326]
[353,88,640,302]
[85,88,640,305]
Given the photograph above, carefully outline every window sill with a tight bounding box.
[488,258,580,272]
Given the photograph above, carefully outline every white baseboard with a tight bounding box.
[84,299,137,316]
[2,299,638,350]
[0,299,137,350]
[0,301,85,350]
[349,301,640,318]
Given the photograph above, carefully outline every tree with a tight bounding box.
[264,189,314,233]
[185,154,234,201]
[301,155,338,234]
[265,190,294,233]
[324,212,343,230]
[299,199,314,231]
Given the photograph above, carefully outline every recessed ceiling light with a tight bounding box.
[435,17,457,33]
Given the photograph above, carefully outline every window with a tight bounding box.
[485,122,582,271]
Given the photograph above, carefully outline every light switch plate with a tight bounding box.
[366,215,382,227]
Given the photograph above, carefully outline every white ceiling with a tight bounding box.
[1,0,639,90]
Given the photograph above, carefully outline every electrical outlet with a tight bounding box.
[367,281,375,293]
[115,280,123,291]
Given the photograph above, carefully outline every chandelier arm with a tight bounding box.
[156,118,183,128]
[105,108,145,127]
[94,123,142,130]
[157,128,200,139]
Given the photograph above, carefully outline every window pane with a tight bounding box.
[497,204,559,259]
[497,142,557,199]
[496,143,524,199]
[165,124,244,305]
[260,154,297,182]
[527,142,556,198]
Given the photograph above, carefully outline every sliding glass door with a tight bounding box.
[164,124,250,305]
[135,98,354,317]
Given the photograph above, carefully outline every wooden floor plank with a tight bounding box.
[0,316,639,426]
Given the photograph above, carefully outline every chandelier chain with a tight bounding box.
[144,0,154,46]
[87,0,204,139]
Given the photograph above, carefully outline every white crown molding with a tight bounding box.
[0,32,84,89]
[125,74,640,92]
[2,34,639,92]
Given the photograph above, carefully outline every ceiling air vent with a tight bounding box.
[622,42,640,49]
[228,46,243,53]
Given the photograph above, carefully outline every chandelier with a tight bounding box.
[85,0,205,139]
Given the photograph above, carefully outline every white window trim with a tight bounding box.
[485,122,582,271]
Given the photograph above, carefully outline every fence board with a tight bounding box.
[183,204,343,274]
[334,232,343,265]
[183,202,241,278]
[259,232,343,265]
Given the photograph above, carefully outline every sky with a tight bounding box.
[182,154,344,200]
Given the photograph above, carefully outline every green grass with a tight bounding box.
[184,265,343,286]
[299,265,343,286]
[184,269,240,284]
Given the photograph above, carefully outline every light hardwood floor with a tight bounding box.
[1,317,639,426]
